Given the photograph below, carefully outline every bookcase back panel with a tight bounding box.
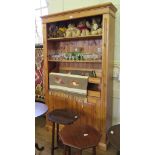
[48,39,102,56]
[49,93,101,130]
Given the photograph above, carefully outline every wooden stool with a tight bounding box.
[48,109,79,155]
[108,124,120,155]
[59,124,101,155]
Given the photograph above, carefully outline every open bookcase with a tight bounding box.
[42,2,117,150]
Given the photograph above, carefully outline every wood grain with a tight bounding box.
[42,3,117,150]
[48,34,102,41]
[42,2,117,23]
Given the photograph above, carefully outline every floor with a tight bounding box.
[35,116,117,155]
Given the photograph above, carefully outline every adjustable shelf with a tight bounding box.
[48,59,102,63]
[47,35,102,41]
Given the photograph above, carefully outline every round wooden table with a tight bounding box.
[35,102,48,153]
[59,124,101,155]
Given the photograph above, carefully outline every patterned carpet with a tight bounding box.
[35,116,117,155]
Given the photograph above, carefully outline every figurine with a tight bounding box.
[96,17,102,35]
[65,24,73,37]
[97,28,102,35]
[65,23,81,37]
[48,24,58,38]
[57,26,66,37]
[48,24,67,38]
[91,18,102,35]
[77,20,90,36]
[91,18,99,35]
[86,21,91,30]
[75,29,81,37]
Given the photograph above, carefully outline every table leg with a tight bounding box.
[56,123,59,146]
[92,147,96,155]
[68,146,71,155]
[51,122,55,155]
[79,150,82,155]
[117,150,120,155]
[64,145,67,155]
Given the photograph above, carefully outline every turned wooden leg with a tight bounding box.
[117,150,120,155]
[56,123,59,146]
[68,146,71,155]
[92,147,96,155]
[64,145,67,155]
[51,122,55,155]
[79,149,82,155]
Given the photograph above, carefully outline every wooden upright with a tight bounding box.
[42,2,117,150]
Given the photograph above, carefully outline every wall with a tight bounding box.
[47,0,120,125]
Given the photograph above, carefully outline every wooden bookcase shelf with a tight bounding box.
[42,2,117,150]
[47,34,102,41]
[48,59,102,63]
[59,67,102,77]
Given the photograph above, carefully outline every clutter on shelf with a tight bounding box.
[48,51,102,61]
[48,16,102,38]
